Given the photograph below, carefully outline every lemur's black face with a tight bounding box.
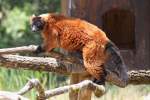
[31,17,45,32]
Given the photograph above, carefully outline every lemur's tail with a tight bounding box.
[104,41,128,87]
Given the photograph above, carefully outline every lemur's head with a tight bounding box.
[30,14,49,32]
[30,13,66,32]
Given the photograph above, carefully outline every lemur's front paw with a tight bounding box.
[34,45,45,54]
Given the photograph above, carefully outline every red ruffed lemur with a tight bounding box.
[30,13,128,87]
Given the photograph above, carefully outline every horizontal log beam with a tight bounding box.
[0,54,85,74]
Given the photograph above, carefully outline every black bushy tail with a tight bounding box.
[104,41,128,87]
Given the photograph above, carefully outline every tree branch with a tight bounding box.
[17,79,45,100]
[45,80,105,98]
[0,79,105,100]
[0,91,29,100]
[0,45,85,74]
[128,70,150,85]
[0,54,85,74]
[0,45,37,55]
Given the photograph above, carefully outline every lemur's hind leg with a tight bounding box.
[68,51,92,100]
[82,41,107,85]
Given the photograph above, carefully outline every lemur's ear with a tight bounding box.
[32,14,36,18]
[32,14,36,17]
[30,14,36,24]
[39,13,49,22]
[31,14,36,19]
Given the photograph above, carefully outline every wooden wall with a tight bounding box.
[61,0,150,70]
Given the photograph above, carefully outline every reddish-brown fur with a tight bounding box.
[31,13,110,80]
